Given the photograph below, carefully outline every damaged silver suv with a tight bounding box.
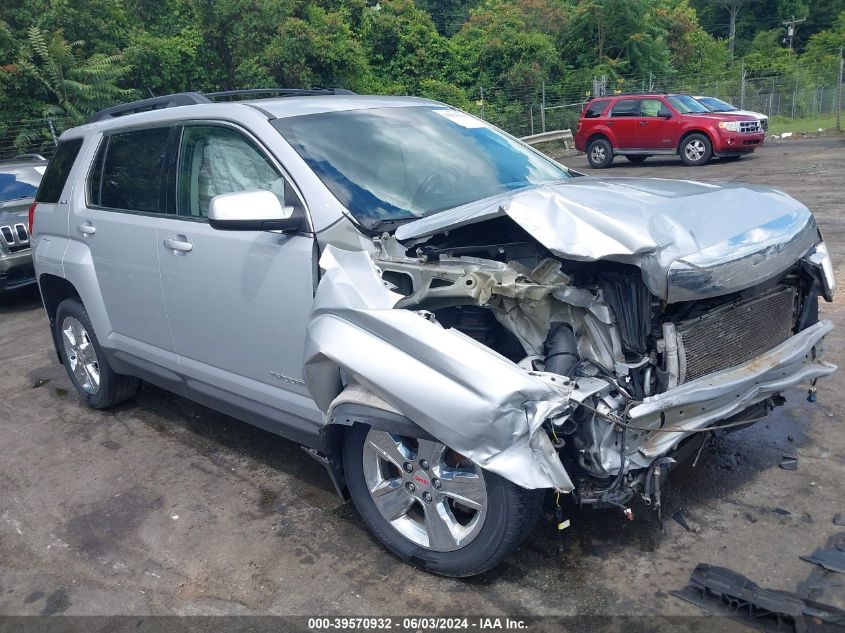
[31,90,836,577]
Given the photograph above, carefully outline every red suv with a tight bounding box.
[574,93,765,168]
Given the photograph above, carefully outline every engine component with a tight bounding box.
[544,323,580,377]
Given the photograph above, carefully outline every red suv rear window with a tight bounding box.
[584,99,609,118]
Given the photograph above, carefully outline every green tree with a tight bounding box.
[18,27,135,120]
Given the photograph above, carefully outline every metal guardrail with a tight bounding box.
[520,129,574,147]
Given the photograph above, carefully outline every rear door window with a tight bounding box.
[583,99,609,118]
[36,139,83,203]
[610,99,639,117]
[89,127,171,213]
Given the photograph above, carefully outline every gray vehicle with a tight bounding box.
[31,90,836,577]
[1,154,45,292]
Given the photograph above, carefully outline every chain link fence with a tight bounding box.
[1,64,842,160]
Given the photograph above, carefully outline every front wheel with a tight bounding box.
[679,133,712,166]
[342,423,544,576]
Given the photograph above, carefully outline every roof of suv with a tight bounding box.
[67,94,440,138]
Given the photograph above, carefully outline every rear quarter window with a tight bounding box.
[35,139,84,203]
[584,99,609,118]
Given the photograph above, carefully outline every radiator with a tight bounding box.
[676,286,797,383]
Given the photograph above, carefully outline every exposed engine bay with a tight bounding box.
[304,177,836,523]
[357,214,835,513]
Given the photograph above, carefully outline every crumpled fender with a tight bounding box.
[302,245,574,491]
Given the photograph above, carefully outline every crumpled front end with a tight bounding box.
[303,245,575,491]
[305,210,836,508]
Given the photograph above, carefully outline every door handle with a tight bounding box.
[163,237,193,253]
[77,224,96,236]
[639,121,648,126]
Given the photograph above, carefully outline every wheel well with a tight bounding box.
[587,133,610,148]
[38,274,81,363]
[678,129,713,153]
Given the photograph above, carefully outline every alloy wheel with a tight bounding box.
[590,144,607,164]
[61,316,100,394]
[362,429,487,552]
[685,139,706,162]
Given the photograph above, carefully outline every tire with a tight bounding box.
[586,138,614,168]
[625,155,649,163]
[679,133,712,166]
[55,298,139,409]
[342,423,544,577]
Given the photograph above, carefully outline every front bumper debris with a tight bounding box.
[626,319,835,468]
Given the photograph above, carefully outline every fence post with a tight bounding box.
[837,47,843,132]
[540,81,546,133]
[740,60,746,109]
[479,86,485,120]
[47,118,58,146]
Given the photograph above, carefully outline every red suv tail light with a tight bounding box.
[28,202,37,236]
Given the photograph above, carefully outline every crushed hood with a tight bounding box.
[395,177,819,302]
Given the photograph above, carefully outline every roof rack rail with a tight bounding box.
[204,87,355,100]
[85,87,356,124]
[86,92,210,124]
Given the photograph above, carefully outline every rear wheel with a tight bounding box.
[55,298,139,409]
[625,155,649,163]
[679,133,712,166]
[342,423,544,576]
[586,138,614,168]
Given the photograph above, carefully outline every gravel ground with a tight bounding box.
[1,137,844,619]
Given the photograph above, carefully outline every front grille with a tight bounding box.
[0,224,31,252]
[676,286,797,382]
[740,120,761,133]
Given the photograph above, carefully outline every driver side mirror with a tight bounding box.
[658,108,673,118]
[208,190,302,232]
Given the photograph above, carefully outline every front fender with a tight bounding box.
[302,246,574,492]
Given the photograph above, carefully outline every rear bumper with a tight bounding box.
[626,319,835,468]
[0,249,35,292]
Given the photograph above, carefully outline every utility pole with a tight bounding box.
[540,81,546,133]
[837,47,843,132]
[782,15,806,52]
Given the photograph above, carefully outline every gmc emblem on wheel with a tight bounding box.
[413,474,430,487]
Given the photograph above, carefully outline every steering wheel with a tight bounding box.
[411,170,459,210]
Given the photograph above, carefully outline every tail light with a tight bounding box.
[28,202,37,236]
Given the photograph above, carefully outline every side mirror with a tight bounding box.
[208,189,301,232]
[659,110,673,118]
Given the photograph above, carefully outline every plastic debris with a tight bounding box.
[833,513,845,527]
[672,511,692,532]
[780,455,798,470]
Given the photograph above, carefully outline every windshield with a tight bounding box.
[667,95,711,114]
[0,166,43,203]
[697,97,736,112]
[273,106,571,228]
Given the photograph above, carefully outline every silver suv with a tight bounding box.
[31,89,836,577]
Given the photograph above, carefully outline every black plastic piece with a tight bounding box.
[672,563,845,631]
[205,87,355,100]
[85,92,211,123]
[780,455,799,470]
[834,513,845,527]
[801,548,845,574]
[85,88,356,124]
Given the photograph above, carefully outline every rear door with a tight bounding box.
[157,122,321,443]
[608,99,640,149]
[73,126,179,373]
